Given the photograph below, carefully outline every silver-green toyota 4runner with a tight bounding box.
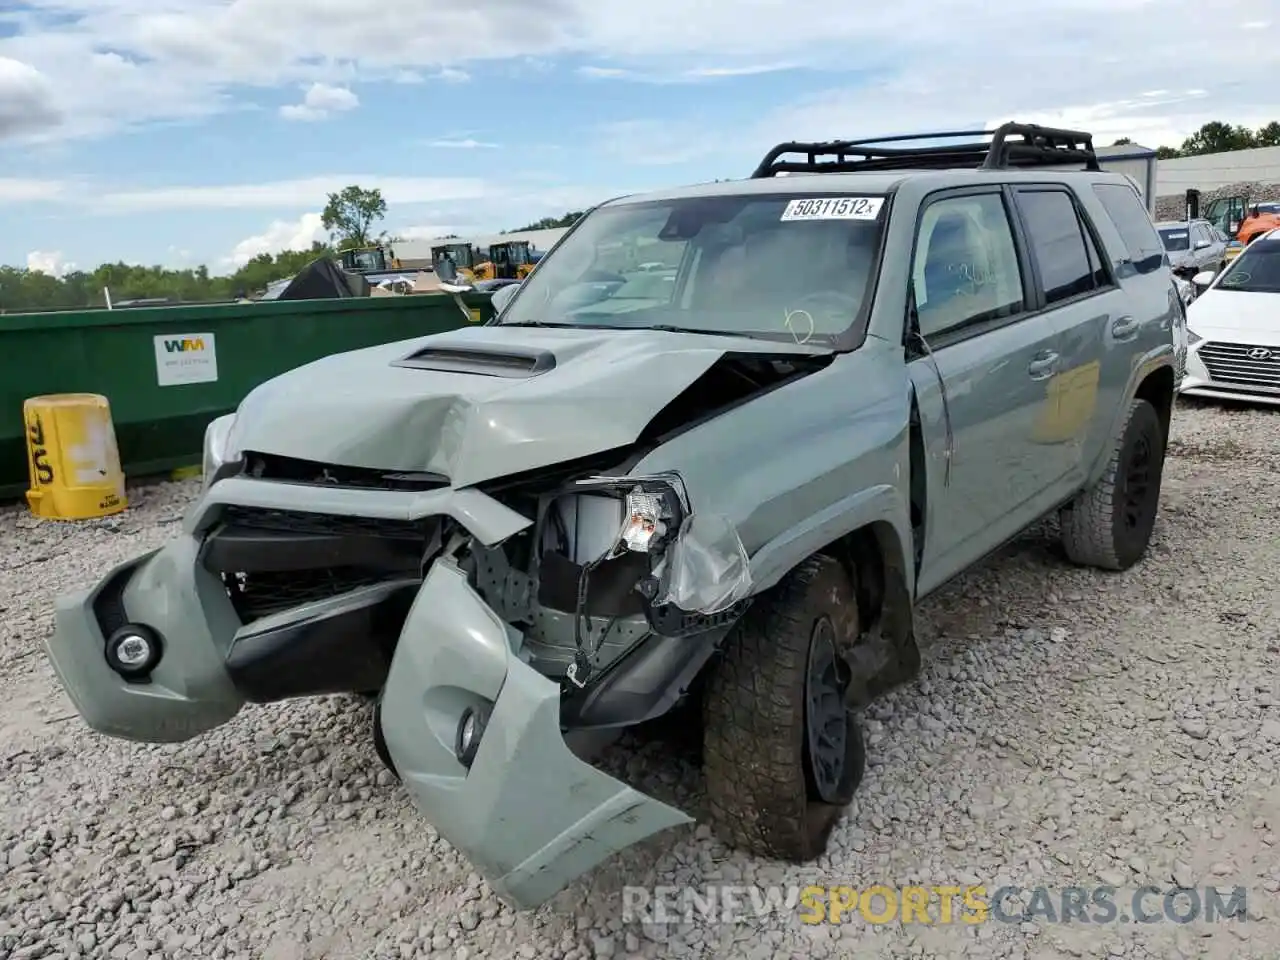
[43,123,1186,910]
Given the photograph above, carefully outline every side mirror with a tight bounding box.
[491,282,520,315]
[1193,239,1211,250]
[1191,270,1216,289]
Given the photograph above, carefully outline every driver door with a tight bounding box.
[905,187,1075,595]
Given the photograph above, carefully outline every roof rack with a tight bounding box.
[750,122,1099,178]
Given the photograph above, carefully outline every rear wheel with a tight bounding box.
[702,556,865,861]
[1059,398,1165,571]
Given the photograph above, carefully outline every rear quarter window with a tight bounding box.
[1092,183,1166,274]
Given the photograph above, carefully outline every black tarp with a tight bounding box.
[274,257,370,300]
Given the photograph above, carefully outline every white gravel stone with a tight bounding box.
[2,398,1279,959]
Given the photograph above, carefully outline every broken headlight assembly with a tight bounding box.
[562,473,753,687]
[201,413,242,492]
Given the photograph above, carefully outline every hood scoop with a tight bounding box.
[391,342,557,379]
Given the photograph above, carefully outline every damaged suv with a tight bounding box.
[43,123,1181,911]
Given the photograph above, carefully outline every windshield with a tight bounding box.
[1215,242,1280,293]
[1158,227,1190,252]
[496,193,887,343]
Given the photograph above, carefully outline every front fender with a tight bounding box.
[746,484,914,594]
[629,345,915,596]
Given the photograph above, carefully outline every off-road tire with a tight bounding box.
[702,555,866,862]
[1059,397,1165,571]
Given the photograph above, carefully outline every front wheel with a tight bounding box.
[1059,398,1166,571]
[702,555,866,861]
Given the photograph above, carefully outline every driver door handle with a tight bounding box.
[1112,316,1139,341]
[1027,351,1059,381]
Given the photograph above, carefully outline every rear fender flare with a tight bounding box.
[1086,353,1174,487]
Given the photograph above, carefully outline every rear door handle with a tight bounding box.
[1112,315,1139,341]
[1027,351,1059,380]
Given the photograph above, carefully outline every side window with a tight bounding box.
[910,192,1025,338]
[1092,183,1165,274]
[1015,189,1102,304]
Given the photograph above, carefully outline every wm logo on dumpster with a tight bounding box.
[163,337,206,353]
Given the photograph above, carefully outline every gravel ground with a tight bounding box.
[2,396,1278,960]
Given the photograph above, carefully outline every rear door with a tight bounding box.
[904,186,1077,595]
[1083,181,1177,468]
[1008,185,1131,488]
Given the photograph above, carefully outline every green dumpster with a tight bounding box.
[0,292,492,500]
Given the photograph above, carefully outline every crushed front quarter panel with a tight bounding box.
[378,557,692,910]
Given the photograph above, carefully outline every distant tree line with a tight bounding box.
[0,244,337,313]
[1111,120,1280,159]
[504,211,585,233]
[1,189,590,312]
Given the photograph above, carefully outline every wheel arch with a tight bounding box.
[748,511,921,710]
[1086,358,1175,487]
[1135,364,1175,444]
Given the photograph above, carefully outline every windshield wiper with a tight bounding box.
[643,325,763,338]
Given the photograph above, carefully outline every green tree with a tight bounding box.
[321,185,388,250]
[1179,121,1257,156]
[1256,121,1280,147]
[1111,137,1133,146]
[507,211,585,232]
[0,243,344,313]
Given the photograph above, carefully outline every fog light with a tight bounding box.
[105,624,162,680]
[455,704,490,769]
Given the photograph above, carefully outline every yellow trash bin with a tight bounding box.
[23,394,128,520]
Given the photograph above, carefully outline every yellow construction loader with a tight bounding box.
[431,242,480,282]
[471,241,537,281]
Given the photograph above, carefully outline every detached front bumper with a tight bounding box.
[378,556,692,909]
[43,536,247,743]
[43,506,694,910]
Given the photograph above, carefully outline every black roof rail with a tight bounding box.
[750,122,1099,178]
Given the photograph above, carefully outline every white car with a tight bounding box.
[1180,228,1280,405]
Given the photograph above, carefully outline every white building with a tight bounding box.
[394,227,571,268]
[1155,145,1280,196]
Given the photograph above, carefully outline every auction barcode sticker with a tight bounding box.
[781,197,884,221]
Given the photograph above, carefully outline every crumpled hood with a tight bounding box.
[229,324,830,488]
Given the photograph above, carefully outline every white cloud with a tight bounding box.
[398,224,464,240]
[0,178,67,203]
[437,67,470,83]
[578,66,632,79]
[279,82,359,121]
[0,57,61,139]
[93,175,491,212]
[427,138,498,149]
[597,119,722,165]
[224,211,326,268]
[26,250,73,276]
[3,0,1276,147]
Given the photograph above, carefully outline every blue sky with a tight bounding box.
[1,0,1275,276]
